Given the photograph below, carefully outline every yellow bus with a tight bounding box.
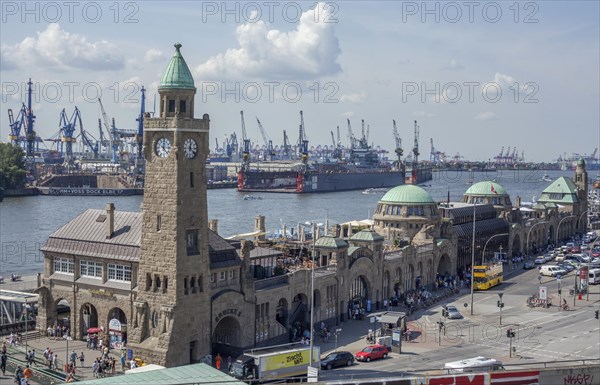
[473,263,503,290]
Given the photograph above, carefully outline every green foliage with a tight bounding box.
[0,143,27,189]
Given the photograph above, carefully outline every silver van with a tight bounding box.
[588,269,600,284]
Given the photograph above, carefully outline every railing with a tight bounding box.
[255,274,289,291]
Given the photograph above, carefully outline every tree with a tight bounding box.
[0,143,27,189]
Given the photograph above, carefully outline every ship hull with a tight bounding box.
[238,169,405,193]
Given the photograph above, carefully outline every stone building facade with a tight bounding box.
[35,44,590,368]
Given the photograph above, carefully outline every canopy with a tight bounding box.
[87,327,102,333]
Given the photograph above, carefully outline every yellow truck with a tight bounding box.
[230,344,320,383]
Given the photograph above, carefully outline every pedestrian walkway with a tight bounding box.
[2,333,125,384]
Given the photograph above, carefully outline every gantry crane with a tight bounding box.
[282,130,291,159]
[346,118,356,149]
[8,104,27,147]
[299,111,309,162]
[392,120,403,163]
[240,111,251,170]
[256,117,275,160]
[98,98,117,162]
[57,107,82,162]
[79,117,99,158]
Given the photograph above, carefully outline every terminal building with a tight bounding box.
[34,44,589,367]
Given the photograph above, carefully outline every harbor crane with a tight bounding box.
[282,130,291,159]
[412,120,420,164]
[24,79,37,159]
[135,86,146,160]
[392,120,403,162]
[79,118,99,158]
[331,129,342,160]
[8,104,27,146]
[225,132,238,158]
[346,118,356,149]
[299,111,309,162]
[57,107,83,162]
[429,137,446,164]
[98,98,118,163]
[256,117,275,161]
[240,111,251,170]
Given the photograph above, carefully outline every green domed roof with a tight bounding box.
[380,185,435,205]
[159,43,196,90]
[577,157,585,167]
[465,181,508,196]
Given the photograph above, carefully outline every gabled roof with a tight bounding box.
[537,177,579,204]
[350,229,384,242]
[315,235,348,249]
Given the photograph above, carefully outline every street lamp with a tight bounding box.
[556,215,576,245]
[308,222,316,373]
[482,233,509,265]
[23,298,28,355]
[526,221,548,256]
[470,201,477,316]
[576,210,589,233]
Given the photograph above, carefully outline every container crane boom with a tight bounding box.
[240,111,251,169]
[256,117,274,159]
[392,120,403,161]
[346,118,356,149]
[136,86,146,159]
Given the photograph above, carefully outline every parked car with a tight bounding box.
[355,345,388,362]
[555,254,566,262]
[557,262,575,272]
[534,256,546,264]
[543,254,553,262]
[540,266,566,277]
[445,305,463,319]
[523,261,536,270]
[321,351,354,370]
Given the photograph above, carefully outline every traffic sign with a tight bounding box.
[539,286,547,300]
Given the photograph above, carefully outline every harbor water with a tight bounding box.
[0,169,576,276]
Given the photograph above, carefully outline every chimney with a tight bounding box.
[208,219,218,234]
[106,203,115,239]
[254,215,266,242]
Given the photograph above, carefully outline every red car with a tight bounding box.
[355,344,388,362]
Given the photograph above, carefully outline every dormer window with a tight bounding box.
[168,99,176,113]
[179,100,186,113]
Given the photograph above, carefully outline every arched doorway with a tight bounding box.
[512,234,521,256]
[437,254,452,276]
[53,299,71,336]
[416,262,423,288]
[349,275,370,311]
[213,316,242,359]
[107,307,127,349]
[275,298,288,328]
[383,271,391,299]
[394,268,402,297]
[80,303,98,339]
[290,293,308,328]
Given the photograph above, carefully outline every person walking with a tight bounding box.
[70,350,77,368]
[79,352,85,368]
[121,352,126,371]
[1,352,7,376]
[215,354,222,370]
[227,355,233,372]
[23,365,33,383]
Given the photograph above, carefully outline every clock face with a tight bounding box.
[155,137,171,158]
[184,138,198,159]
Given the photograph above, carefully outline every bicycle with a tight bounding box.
[561,303,570,311]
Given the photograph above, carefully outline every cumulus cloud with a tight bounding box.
[413,110,434,117]
[195,2,341,80]
[446,58,464,70]
[491,73,530,95]
[341,111,354,118]
[475,112,498,121]
[340,92,367,103]
[144,48,166,63]
[0,24,124,71]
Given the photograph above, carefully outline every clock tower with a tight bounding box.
[128,43,211,366]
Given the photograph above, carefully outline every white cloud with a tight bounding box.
[491,73,528,95]
[194,2,341,80]
[144,49,166,63]
[413,110,434,117]
[340,92,367,103]
[475,112,498,121]
[446,58,464,70]
[341,111,354,118]
[0,24,124,71]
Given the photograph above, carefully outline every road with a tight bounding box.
[317,264,600,382]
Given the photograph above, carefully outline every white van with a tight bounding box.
[588,269,600,284]
[540,266,565,277]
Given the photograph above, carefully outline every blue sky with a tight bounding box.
[1,1,599,162]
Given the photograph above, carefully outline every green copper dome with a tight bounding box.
[465,181,508,196]
[159,43,196,90]
[380,185,435,205]
[577,157,585,167]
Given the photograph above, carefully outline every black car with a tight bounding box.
[320,351,354,370]
[523,261,535,270]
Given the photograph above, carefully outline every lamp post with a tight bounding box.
[556,215,576,245]
[470,201,477,316]
[482,233,509,265]
[576,210,589,233]
[526,221,548,256]
[24,299,28,355]
[308,222,316,373]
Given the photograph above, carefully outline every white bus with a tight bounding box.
[444,357,504,373]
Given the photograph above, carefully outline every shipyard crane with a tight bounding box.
[346,118,356,149]
[240,111,251,170]
[256,117,275,160]
[23,79,37,159]
[97,118,107,158]
[282,130,291,159]
[494,146,504,164]
[412,120,420,163]
[98,98,117,162]
[392,120,403,162]
[336,125,341,148]
[7,104,27,147]
[79,118,99,158]
[57,107,82,162]
[299,111,309,162]
[331,130,342,160]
